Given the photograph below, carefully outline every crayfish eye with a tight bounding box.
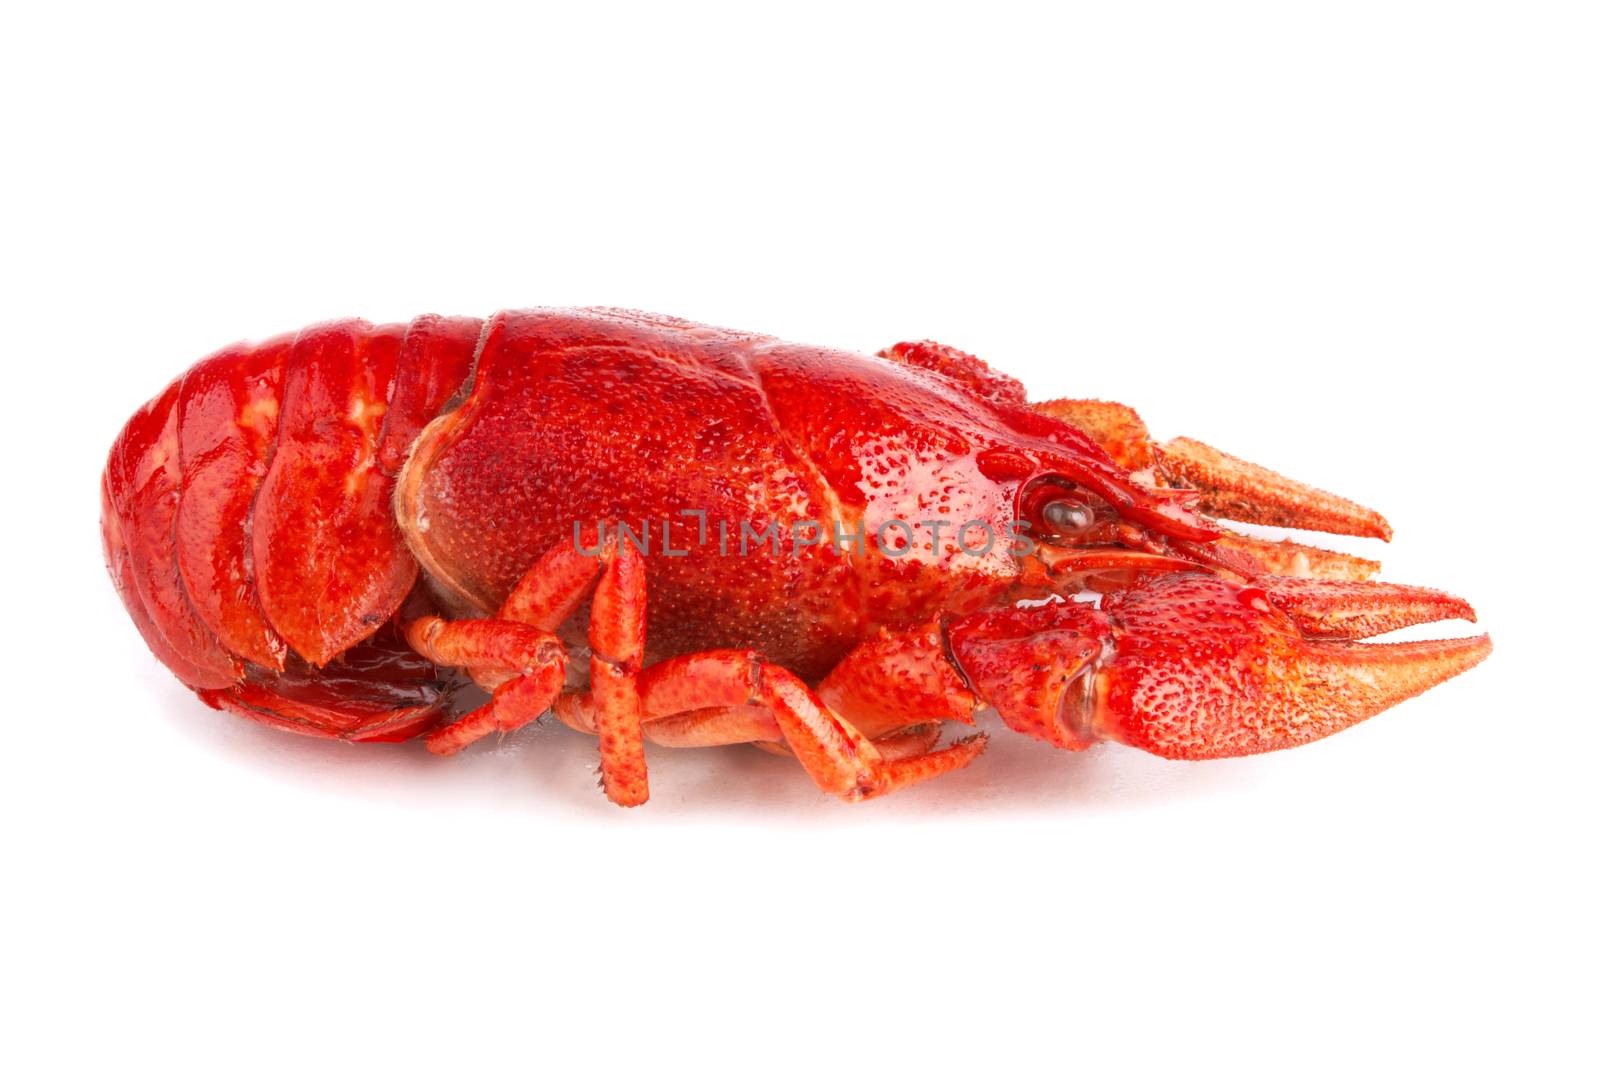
[1042,499,1095,535]
[1018,476,1105,545]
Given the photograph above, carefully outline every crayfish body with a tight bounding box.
[103,308,1490,805]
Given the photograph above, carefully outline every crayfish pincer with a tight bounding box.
[102,308,1490,805]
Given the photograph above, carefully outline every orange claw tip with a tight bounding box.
[1257,575,1478,639]
[1156,436,1394,541]
[1214,529,1381,581]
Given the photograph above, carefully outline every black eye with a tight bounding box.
[1042,499,1095,534]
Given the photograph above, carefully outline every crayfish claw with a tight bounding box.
[949,572,1489,761]
[1154,436,1393,541]
[1092,573,1489,759]
[1252,575,1476,639]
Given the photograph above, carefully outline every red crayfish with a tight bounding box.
[102,308,1491,805]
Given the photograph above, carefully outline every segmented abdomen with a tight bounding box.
[101,315,483,698]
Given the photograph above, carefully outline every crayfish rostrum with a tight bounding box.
[102,308,1490,805]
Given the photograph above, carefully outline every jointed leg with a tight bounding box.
[757,663,984,800]
[573,702,941,759]
[405,616,568,755]
[641,705,783,748]
[556,648,986,801]
[585,542,648,805]
[406,533,651,806]
[415,541,987,803]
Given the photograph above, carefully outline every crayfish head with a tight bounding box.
[973,405,1234,586]
[1007,464,1244,589]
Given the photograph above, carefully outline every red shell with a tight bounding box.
[103,307,1202,728]
[102,308,1487,792]
[398,308,1197,677]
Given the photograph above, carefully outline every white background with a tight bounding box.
[4,3,1595,1064]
